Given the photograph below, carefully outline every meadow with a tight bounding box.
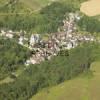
[31,61,100,100]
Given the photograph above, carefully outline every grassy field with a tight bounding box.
[31,61,100,100]
[80,0,100,16]
[0,0,58,12]
[20,0,53,10]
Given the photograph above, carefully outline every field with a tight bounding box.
[80,0,100,16]
[20,0,53,10]
[31,61,100,100]
[0,0,58,12]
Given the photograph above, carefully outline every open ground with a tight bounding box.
[80,0,100,16]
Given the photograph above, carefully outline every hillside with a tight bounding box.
[19,0,54,10]
[0,0,58,13]
[0,0,87,33]
[0,0,86,14]
[31,61,100,100]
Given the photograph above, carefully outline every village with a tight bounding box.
[0,13,95,66]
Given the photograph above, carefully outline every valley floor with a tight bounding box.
[31,61,100,100]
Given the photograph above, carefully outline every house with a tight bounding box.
[18,36,24,45]
[30,58,37,64]
[67,42,73,50]
[6,33,13,38]
[25,60,31,66]
[0,30,6,36]
[0,30,14,38]
[6,30,14,38]
[30,34,41,47]
[30,34,35,46]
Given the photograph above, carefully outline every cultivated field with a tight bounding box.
[31,61,100,100]
[80,0,100,16]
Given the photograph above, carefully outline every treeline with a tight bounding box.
[0,38,30,80]
[0,43,100,100]
[78,15,100,33]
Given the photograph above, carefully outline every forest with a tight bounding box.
[0,38,30,80]
[0,43,100,99]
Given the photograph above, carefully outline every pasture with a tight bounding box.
[31,61,100,100]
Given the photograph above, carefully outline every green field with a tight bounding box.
[0,0,83,13]
[31,61,100,100]
[20,0,54,10]
[0,0,58,12]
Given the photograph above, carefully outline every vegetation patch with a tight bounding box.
[0,38,30,80]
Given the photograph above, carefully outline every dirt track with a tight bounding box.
[80,0,100,16]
